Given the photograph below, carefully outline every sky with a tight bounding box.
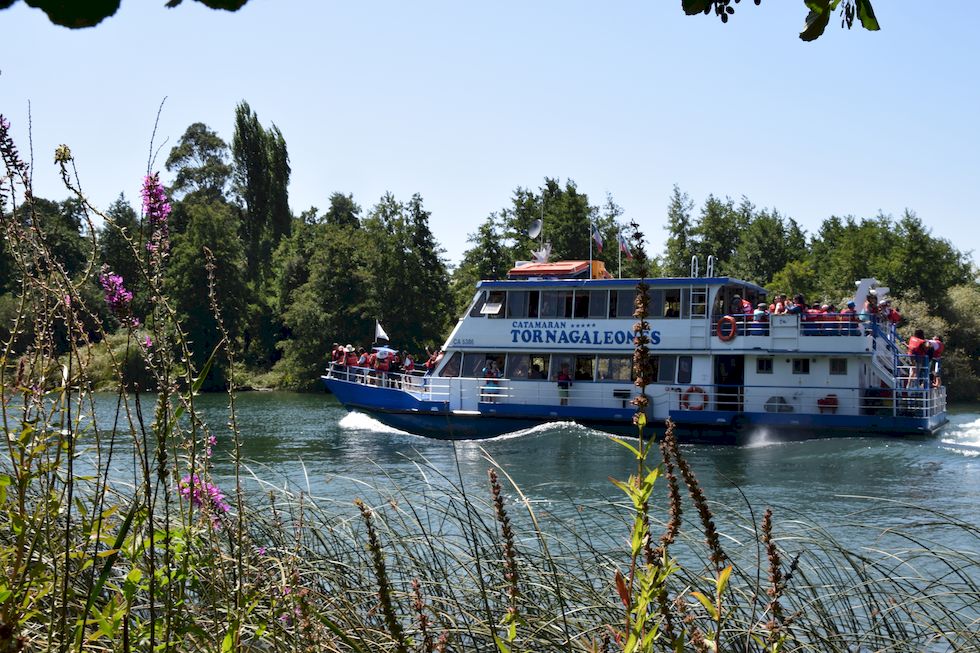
[3,1,979,269]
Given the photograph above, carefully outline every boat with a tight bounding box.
[321,258,948,443]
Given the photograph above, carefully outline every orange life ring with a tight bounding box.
[680,386,707,411]
[716,315,737,342]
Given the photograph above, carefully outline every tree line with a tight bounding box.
[1,103,977,398]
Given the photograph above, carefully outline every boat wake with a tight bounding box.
[339,411,411,435]
[940,417,980,457]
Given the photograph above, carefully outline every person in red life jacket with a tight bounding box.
[906,329,929,388]
[730,294,753,315]
[859,295,878,323]
[402,351,415,374]
[840,300,858,335]
[928,335,945,387]
[881,300,902,325]
[769,293,787,315]
[343,345,358,380]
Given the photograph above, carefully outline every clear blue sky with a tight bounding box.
[3,1,978,268]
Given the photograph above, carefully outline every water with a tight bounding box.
[84,392,980,554]
[161,393,977,547]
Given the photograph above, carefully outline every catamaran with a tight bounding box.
[321,258,947,442]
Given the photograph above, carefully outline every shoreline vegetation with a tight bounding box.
[2,116,980,651]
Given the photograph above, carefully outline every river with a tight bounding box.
[160,392,980,556]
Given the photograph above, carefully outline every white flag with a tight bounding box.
[375,321,390,342]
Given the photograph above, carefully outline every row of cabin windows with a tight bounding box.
[756,358,848,375]
[439,351,694,385]
[471,288,693,320]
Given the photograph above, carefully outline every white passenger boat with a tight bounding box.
[322,259,948,442]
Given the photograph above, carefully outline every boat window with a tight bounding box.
[572,291,589,318]
[506,291,528,318]
[481,291,506,318]
[468,291,487,318]
[539,290,573,318]
[505,353,549,379]
[588,290,608,318]
[646,289,664,319]
[597,355,632,382]
[609,289,635,318]
[830,358,847,375]
[574,355,594,381]
[677,356,693,384]
[757,358,773,374]
[550,354,574,381]
[439,351,461,377]
[462,353,503,378]
[664,289,682,318]
[792,358,810,375]
[657,355,676,383]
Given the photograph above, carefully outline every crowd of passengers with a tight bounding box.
[328,343,444,386]
[727,292,944,387]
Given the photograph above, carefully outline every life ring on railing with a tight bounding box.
[716,315,738,342]
[680,386,707,411]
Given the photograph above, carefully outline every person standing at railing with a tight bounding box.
[906,329,929,388]
[482,359,502,403]
[928,336,944,387]
[557,364,572,406]
[751,302,769,335]
[840,300,858,335]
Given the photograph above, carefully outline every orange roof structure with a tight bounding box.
[507,260,613,279]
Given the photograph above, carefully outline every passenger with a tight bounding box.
[344,345,358,380]
[786,294,806,315]
[881,300,902,325]
[529,363,545,379]
[751,302,769,335]
[730,294,753,315]
[928,336,944,387]
[840,300,858,335]
[859,294,878,322]
[482,359,501,403]
[557,364,572,406]
[389,351,402,388]
[375,350,390,386]
[769,294,787,315]
[907,329,929,388]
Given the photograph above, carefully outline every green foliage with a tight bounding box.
[165,122,232,201]
[166,198,247,388]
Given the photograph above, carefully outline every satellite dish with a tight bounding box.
[527,218,543,240]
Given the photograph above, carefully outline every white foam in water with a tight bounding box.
[940,417,980,456]
[338,411,411,435]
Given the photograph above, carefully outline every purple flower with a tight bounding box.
[142,173,171,257]
[144,336,153,349]
[178,474,231,526]
[99,266,139,327]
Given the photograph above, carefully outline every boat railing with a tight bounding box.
[325,363,453,401]
[712,312,866,338]
[668,382,946,419]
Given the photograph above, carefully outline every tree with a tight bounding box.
[166,198,248,388]
[277,223,371,389]
[232,101,291,287]
[323,192,361,229]
[165,122,232,202]
[9,0,878,41]
[662,185,695,277]
[683,0,879,41]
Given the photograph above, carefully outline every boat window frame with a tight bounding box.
[468,291,488,318]
[505,290,529,318]
[596,355,633,382]
[439,351,462,377]
[588,290,608,319]
[757,357,774,374]
[574,354,595,382]
[829,358,847,375]
[792,358,811,375]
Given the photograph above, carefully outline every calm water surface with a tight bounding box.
[91,392,980,553]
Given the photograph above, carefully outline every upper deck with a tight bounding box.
[448,270,868,356]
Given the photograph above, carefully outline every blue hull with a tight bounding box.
[323,377,946,443]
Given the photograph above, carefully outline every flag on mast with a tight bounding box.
[591,223,603,253]
[375,321,390,342]
[617,232,633,259]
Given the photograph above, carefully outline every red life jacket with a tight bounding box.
[907,336,926,356]
[377,357,389,372]
[345,352,358,366]
[929,338,944,358]
[740,299,753,314]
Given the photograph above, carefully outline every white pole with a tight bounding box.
[618,232,622,279]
